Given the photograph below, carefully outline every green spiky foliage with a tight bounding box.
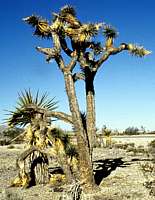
[23,15,51,38]
[127,44,151,57]
[65,144,78,158]
[65,23,102,42]
[60,5,76,17]
[7,89,57,127]
[103,24,118,38]
[50,128,78,158]
[51,128,69,142]
[59,5,80,28]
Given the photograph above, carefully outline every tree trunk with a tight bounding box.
[29,150,49,186]
[64,71,95,190]
[55,139,74,183]
[85,70,96,160]
[14,147,49,188]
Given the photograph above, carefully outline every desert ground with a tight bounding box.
[0,135,155,200]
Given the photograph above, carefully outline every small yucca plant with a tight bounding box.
[7,89,57,127]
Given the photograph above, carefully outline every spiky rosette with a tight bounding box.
[23,15,51,38]
[6,89,58,127]
[127,44,151,57]
[103,24,118,38]
[60,5,76,17]
[65,144,78,158]
[65,23,101,42]
[23,15,39,27]
[59,5,80,28]
[34,22,51,38]
[80,23,99,38]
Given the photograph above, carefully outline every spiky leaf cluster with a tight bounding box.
[23,15,39,27]
[50,128,78,157]
[79,23,99,40]
[23,15,51,38]
[54,5,81,29]
[65,144,78,158]
[60,5,76,17]
[103,25,118,38]
[127,44,151,57]
[65,23,101,42]
[7,89,57,127]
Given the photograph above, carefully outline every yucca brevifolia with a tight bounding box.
[7,90,75,186]
[102,125,112,147]
[48,128,79,182]
[23,5,151,190]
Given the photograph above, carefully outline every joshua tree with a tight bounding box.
[102,125,112,147]
[7,89,77,187]
[23,5,151,191]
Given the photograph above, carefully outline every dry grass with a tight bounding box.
[0,140,155,199]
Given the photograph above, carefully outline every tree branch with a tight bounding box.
[59,37,73,57]
[72,72,85,82]
[66,55,78,71]
[55,55,65,71]
[93,44,127,71]
[36,46,59,62]
[46,111,73,124]
[23,105,73,124]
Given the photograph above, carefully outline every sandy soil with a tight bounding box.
[0,144,155,200]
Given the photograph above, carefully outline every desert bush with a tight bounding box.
[137,145,145,153]
[148,140,155,148]
[126,146,136,152]
[1,190,23,200]
[7,145,15,149]
[140,141,155,196]
[140,161,155,195]
[148,140,155,161]
[0,139,9,146]
[2,128,23,141]
[113,143,135,150]
[128,143,135,148]
[124,126,139,135]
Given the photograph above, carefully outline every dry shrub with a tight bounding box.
[148,140,155,161]
[7,145,15,149]
[1,190,23,200]
[139,140,155,195]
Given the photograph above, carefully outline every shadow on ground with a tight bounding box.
[93,157,131,185]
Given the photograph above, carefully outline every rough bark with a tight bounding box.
[84,68,96,160]
[15,147,49,187]
[64,71,95,190]
[54,139,74,183]
[85,79,96,159]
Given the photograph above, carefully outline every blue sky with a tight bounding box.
[0,0,155,131]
